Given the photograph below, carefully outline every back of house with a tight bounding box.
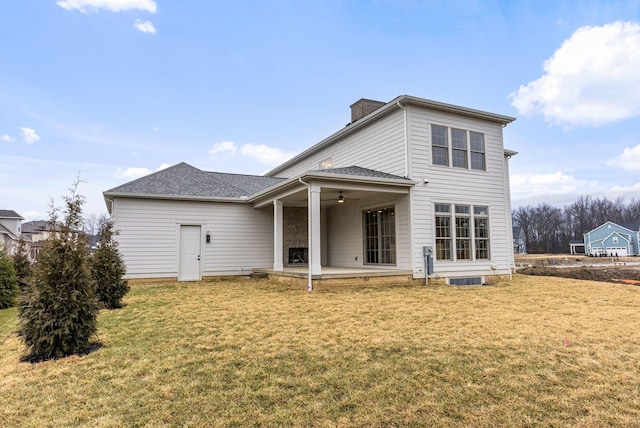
[104,95,517,285]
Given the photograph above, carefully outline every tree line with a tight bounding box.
[512,196,640,254]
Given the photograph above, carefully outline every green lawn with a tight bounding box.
[1,275,640,427]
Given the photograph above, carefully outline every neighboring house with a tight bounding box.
[104,95,517,284]
[513,226,526,254]
[21,220,52,260]
[0,210,24,255]
[583,221,640,256]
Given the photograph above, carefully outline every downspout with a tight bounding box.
[396,101,409,177]
[396,100,417,282]
[298,177,313,291]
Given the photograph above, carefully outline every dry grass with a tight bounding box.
[2,275,640,427]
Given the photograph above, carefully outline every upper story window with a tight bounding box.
[431,125,449,166]
[319,158,332,169]
[431,125,486,171]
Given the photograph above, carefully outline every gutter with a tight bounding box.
[396,100,409,177]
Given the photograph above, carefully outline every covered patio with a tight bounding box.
[248,167,417,289]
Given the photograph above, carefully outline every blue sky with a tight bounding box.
[1,0,640,221]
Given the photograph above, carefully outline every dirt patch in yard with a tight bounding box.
[519,266,640,285]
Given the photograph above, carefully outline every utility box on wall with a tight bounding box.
[423,246,433,275]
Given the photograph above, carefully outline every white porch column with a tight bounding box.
[308,185,322,275]
[273,200,284,271]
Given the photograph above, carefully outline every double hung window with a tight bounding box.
[431,125,449,166]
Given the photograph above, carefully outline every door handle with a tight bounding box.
[197,255,200,261]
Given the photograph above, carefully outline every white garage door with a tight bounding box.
[606,247,627,256]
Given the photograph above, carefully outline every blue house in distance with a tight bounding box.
[583,221,640,256]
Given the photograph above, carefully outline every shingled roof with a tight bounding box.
[311,166,410,181]
[0,210,23,219]
[104,162,286,199]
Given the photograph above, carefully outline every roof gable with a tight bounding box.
[104,162,286,200]
[587,221,639,236]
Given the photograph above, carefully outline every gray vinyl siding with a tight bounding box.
[112,198,273,279]
[276,110,407,178]
[405,105,514,278]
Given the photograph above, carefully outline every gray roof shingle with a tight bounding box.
[311,166,410,181]
[104,162,286,199]
[0,210,23,219]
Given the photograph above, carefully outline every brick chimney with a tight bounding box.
[350,98,386,123]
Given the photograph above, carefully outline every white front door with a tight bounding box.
[179,225,201,281]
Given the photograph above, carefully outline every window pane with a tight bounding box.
[455,205,470,214]
[432,125,448,146]
[451,129,467,149]
[475,239,489,259]
[471,152,485,170]
[435,204,450,213]
[456,238,471,260]
[452,148,467,168]
[474,206,488,216]
[470,132,484,152]
[435,216,451,237]
[433,146,448,166]
[436,238,451,260]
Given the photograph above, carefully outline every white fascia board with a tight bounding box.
[102,192,248,204]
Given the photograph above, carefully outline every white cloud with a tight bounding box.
[209,141,237,158]
[21,210,47,222]
[608,182,640,200]
[240,143,295,165]
[134,19,157,34]
[20,127,41,144]
[114,163,171,179]
[510,21,640,127]
[510,171,599,203]
[57,0,157,14]
[115,167,151,178]
[608,144,640,171]
[1,134,15,143]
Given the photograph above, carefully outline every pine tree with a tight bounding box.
[19,181,98,361]
[91,216,129,309]
[12,238,31,289]
[0,246,19,309]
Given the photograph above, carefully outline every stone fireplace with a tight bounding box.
[288,247,308,265]
[284,206,308,267]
